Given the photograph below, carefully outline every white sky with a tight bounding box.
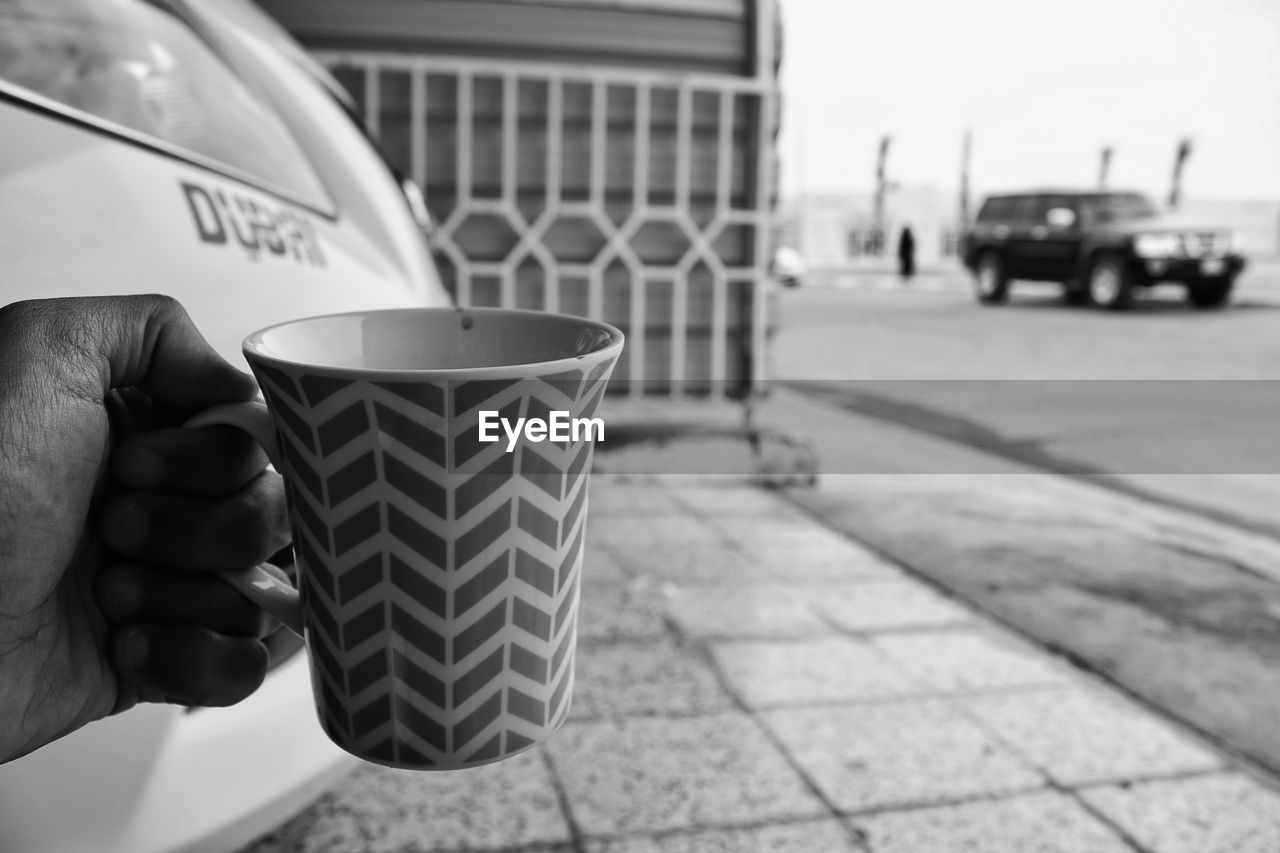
[778,0,1280,201]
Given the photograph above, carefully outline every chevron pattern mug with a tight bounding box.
[186,307,623,770]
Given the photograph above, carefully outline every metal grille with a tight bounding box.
[1185,232,1229,258]
[317,52,777,399]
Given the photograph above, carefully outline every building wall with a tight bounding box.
[778,187,962,273]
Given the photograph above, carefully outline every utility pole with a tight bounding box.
[873,135,891,255]
[958,129,972,232]
[1169,137,1193,209]
[1098,146,1113,190]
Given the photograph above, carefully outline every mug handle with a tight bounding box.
[184,401,305,638]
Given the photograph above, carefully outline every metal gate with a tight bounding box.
[317,49,777,399]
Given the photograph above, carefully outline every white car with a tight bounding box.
[0,1,450,850]
[772,245,806,287]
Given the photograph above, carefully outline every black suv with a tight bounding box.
[962,190,1246,309]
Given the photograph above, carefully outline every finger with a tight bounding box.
[100,471,290,572]
[113,425,269,494]
[96,563,279,638]
[105,388,156,441]
[104,295,260,409]
[111,625,268,707]
[1,295,258,411]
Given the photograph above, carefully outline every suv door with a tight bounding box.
[1002,195,1041,279]
[1036,194,1084,281]
[1009,194,1083,281]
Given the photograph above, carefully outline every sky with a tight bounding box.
[778,0,1280,202]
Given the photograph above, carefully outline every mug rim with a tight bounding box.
[242,306,625,378]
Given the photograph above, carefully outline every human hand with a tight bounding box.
[96,415,292,710]
[0,295,287,765]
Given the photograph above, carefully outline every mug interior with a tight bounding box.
[245,308,621,373]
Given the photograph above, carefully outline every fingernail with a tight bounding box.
[120,447,162,487]
[121,630,149,670]
[103,502,148,551]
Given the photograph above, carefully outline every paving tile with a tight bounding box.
[547,713,827,836]
[961,688,1224,786]
[584,820,861,852]
[589,484,687,517]
[750,541,907,583]
[1080,773,1280,853]
[715,516,855,552]
[591,516,724,549]
[871,629,1073,694]
[606,540,776,584]
[851,791,1132,853]
[663,583,829,639]
[582,545,632,585]
[240,751,571,852]
[815,582,975,633]
[578,579,672,643]
[673,485,812,519]
[572,639,734,719]
[711,637,923,709]
[764,701,1045,812]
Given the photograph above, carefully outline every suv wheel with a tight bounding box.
[973,253,1009,304]
[1088,256,1132,310]
[1186,276,1234,309]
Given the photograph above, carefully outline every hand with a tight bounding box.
[0,295,286,765]
[97,417,291,710]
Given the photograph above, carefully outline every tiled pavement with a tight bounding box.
[242,479,1280,853]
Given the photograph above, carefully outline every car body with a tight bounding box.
[962,189,1247,309]
[772,245,806,288]
[0,0,450,850]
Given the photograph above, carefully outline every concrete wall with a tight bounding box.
[777,187,961,273]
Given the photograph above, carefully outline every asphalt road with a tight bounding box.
[771,263,1280,535]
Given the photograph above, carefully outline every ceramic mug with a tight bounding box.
[186,307,623,770]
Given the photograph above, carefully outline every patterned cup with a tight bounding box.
[186,307,622,770]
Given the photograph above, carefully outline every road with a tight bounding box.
[770,263,1280,535]
[760,262,1280,777]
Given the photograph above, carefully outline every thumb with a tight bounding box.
[6,295,258,411]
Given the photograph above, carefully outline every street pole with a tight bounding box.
[1169,137,1192,209]
[959,129,972,233]
[874,135,890,255]
[1099,146,1113,190]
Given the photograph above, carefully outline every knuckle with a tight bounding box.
[134,293,183,319]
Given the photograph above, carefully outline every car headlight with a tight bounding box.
[1134,233,1181,258]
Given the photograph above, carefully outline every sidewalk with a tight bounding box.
[241,477,1280,853]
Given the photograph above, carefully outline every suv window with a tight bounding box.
[977,197,1012,223]
[1080,193,1157,225]
[0,0,330,210]
[1008,196,1040,224]
[1039,195,1075,223]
